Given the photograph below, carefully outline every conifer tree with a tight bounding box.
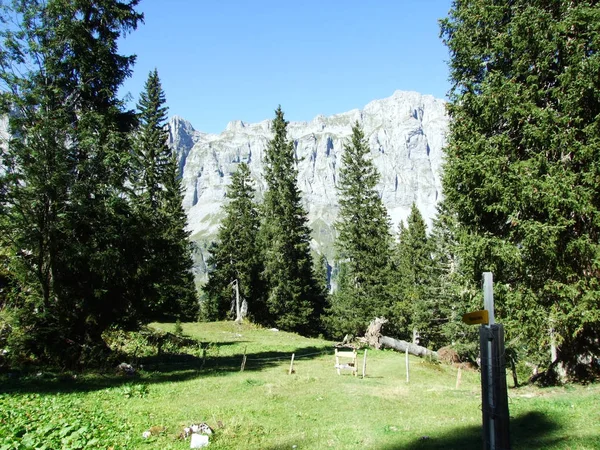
[326,122,393,338]
[392,204,437,344]
[134,69,171,207]
[204,163,265,322]
[133,69,198,321]
[158,151,199,319]
[260,107,324,334]
[0,0,143,366]
[315,254,331,302]
[441,0,600,378]
[428,201,480,357]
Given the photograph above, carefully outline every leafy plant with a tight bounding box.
[116,383,149,399]
[174,320,184,336]
[0,393,136,449]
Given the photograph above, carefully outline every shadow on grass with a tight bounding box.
[0,343,331,395]
[255,411,597,450]
[378,410,594,450]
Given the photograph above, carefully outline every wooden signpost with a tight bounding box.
[463,273,510,450]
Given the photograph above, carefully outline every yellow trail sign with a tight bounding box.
[462,310,489,325]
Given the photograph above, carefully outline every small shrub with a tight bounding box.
[174,320,183,336]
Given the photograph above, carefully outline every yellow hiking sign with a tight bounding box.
[462,310,489,325]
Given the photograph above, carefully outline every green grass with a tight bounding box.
[1,321,599,449]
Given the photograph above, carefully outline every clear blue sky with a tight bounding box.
[118,1,453,134]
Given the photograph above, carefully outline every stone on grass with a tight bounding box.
[116,362,135,376]
[190,433,209,448]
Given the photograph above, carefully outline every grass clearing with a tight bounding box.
[1,321,599,449]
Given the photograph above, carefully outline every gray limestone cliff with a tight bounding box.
[168,90,449,276]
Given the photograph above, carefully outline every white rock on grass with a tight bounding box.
[190,433,209,448]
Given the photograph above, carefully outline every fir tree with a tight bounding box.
[204,163,265,323]
[133,69,198,322]
[326,122,393,338]
[428,201,480,357]
[260,107,324,334]
[0,0,143,366]
[441,0,600,378]
[159,151,199,319]
[315,253,331,302]
[392,204,436,345]
[134,69,171,207]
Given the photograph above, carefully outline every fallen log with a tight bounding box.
[379,336,438,359]
[360,317,438,359]
[362,317,389,349]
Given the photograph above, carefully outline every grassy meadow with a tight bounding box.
[1,321,598,449]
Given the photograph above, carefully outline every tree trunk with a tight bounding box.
[361,317,438,359]
[550,326,567,382]
[233,279,242,322]
[380,336,438,359]
[362,317,388,349]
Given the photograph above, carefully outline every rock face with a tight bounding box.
[168,90,448,274]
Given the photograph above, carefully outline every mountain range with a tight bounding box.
[169,90,449,276]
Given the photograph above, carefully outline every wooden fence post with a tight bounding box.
[362,349,367,379]
[405,347,409,383]
[240,346,247,372]
[455,366,462,390]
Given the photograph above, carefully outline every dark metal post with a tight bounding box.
[480,272,510,449]
[480,324,510,449]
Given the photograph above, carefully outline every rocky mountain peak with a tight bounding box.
[169,90,449,271]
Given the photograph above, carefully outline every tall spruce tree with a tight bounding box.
[315,253,331,303]
[260,107,324,334]
[134,69,171,207]
[392,204,438,345]
[441,0,600,378]
[326,122,393,338]
[0,0,143,366]
[204,163,265,322]
[428,200,480,358]
[133,69,198,321]
[158,149,199,319]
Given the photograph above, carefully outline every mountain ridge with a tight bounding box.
[167,90,449,274]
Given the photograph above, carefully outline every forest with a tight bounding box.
[1,0,599,385]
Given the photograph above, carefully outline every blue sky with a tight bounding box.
[119,1,453,134]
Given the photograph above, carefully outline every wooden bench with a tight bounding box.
[334,348,358,376]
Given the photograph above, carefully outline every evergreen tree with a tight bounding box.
[158,150,199,319]
[0,0,143,366]
[427,201,480,355]
[133,69,198,322]
[260,107,324,334]
[326,122,393,338]
[134,69,171,207]
[204,163,265,322]
[388,221,411,336]
[315,253,331,302]
[441,0,600,378]
[392,204,437,345]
